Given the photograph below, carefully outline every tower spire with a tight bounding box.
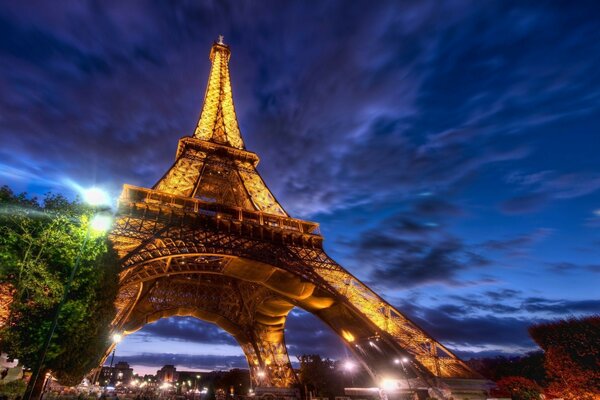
[193,37,245,149]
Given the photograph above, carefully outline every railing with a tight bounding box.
[119,184,321,236]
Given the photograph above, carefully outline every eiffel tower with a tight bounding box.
[108,38,489,398]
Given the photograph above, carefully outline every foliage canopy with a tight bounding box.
[529,315,600,400]
[0,185,120,386]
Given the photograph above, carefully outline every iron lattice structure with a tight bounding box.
[108,39,482,389]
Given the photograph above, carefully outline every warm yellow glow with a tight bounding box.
[194,41,244,149]
[91,214,112,233]
[112,333,123,343]
[341,330,355,342]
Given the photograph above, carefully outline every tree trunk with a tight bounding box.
[24,368,48,400]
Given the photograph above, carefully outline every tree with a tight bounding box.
[0,186,120,398]
[296,355,371,399]
[297,354,342,399]
[529,316,600,400]
[466,352,546,385]
[213,369,250,396]
[492,376,542,400]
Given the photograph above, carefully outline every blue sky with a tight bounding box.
[0,0,599,375]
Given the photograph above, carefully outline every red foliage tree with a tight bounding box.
[492,376,542,400]
[529,315,600,400]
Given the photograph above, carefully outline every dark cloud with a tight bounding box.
[501,171,600,214]
[285,309,347,359]
[137,317,238,346]
[499,194,549,215]
[484,289,522,301]
[546,261,600,274]
[113,353,247,371]
[396,293,600,354]
[414,198,464,217]
[394,298,538,350]
[481,228,553,257]
[347,212,488,288]
[521,298,600,315]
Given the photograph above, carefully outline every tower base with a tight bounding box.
[345,378,494,400]
[254,386,301,400]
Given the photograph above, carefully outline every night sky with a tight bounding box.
[1,1,599,375]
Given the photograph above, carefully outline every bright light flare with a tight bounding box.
[91,214,112,232]
[83,187,111,206]
[380,378,398,391]
[256,370,265,378]
[343,360,356,371]
[112,333,123,343]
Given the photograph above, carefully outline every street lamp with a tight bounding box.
[91,214,113,232]
[26,188,113,400]
[398,356,412,393]
[343,360,356,386]
[108,333,123,387]
[83,187,111,207]
[343,360,355,371]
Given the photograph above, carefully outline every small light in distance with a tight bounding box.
[393,358,400,365]
[402,357,409,363]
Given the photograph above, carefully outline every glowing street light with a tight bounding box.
[106,332,123,389]
[343,360,356,371]
[83,187,111,207]
[91,214,113,233]
[381,378,399,391]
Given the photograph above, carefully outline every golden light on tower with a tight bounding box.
[106,37,488,396]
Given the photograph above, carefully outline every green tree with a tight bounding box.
[0,186,120,398]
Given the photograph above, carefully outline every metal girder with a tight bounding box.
[106,38,482,394]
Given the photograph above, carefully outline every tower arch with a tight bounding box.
[107,37,489,399]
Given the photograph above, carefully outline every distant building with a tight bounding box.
[157,365,179,383]
[98,361,134,386]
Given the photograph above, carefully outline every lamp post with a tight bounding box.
[398,357,412,394]
[343,360,356,386]
[107,333,123,388]
[25,188,113,400]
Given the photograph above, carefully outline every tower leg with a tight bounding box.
[241,325,296,388]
